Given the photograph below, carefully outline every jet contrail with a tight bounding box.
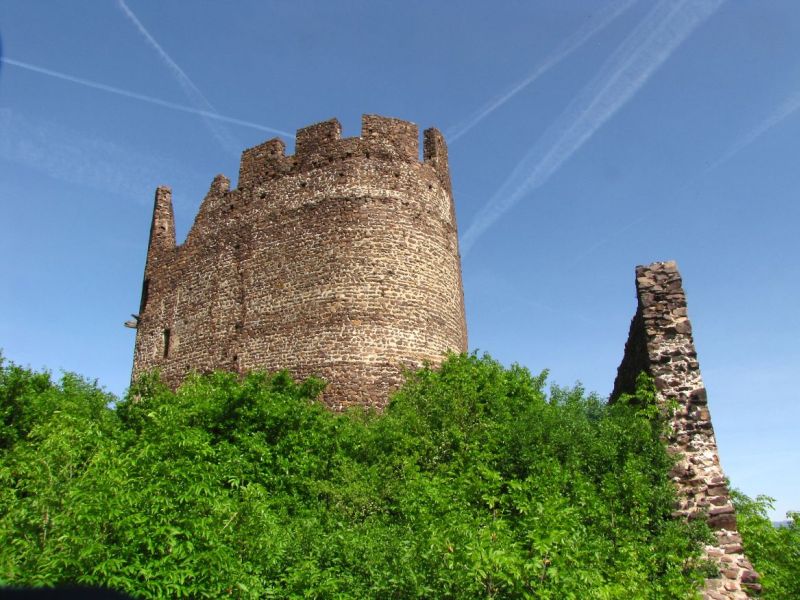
[707,90,800,172]
[460,0,725,255]
[446,0,638,144]
[565,215,647,269]
[117,0,242,153]
[0,58,291,138]
[0,107,203,203]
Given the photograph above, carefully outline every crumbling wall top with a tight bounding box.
[236,114,450,190]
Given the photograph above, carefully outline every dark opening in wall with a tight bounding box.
[140,278,150,312]
[163,329,171,358]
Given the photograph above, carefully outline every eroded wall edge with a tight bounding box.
[611,261,759,600]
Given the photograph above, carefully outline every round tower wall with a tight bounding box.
[132,115,467,409]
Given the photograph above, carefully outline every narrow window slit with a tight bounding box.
[140,278,150,312]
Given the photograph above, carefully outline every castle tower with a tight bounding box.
[613,262,759,599]
[131,115,468,409]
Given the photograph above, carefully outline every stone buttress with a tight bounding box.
[612,261,760,599]
[131,115,468,410]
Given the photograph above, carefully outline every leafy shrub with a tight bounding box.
[733,490,800,598]
[1,353,712,598]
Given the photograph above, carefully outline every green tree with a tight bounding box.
[1,353,714,598]
[733,490,800,598]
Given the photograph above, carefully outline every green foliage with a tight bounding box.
[732,490,800,598]
[0,354,712,598]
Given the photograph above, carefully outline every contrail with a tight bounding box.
[0,58,291,138]
[565,215,646,269]
[117,0,242,154]
[460,0,724,255]
[707,90,800,172]
[563,84,800,266]
[446,0,638,144]
[0,107,203,203]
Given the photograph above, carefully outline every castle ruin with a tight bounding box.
[131,115,467,410]
[130,117,758,597]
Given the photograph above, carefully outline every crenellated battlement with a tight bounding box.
[236,115,451,191]
[295,118,343,155]
[238,139,288,190]
[360,115,419,162]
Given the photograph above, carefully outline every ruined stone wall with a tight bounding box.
[132,115,468,410]
[612,261,759,599]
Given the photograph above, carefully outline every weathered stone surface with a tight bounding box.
[131,115,467,410]
[611,261,758,599]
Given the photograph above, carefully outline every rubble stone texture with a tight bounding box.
[612,261,760,599]
[132,115,467,410]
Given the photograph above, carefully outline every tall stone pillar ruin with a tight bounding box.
[612,261,760,599]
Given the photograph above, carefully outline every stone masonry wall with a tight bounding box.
[132,115,468,410]
[612,261,759,599]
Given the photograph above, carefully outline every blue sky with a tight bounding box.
[0,1,797,519]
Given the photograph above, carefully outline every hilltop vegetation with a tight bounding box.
[731,491,800,598]
[0,353,794,598]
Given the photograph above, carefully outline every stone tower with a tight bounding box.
[131,115,468,409]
